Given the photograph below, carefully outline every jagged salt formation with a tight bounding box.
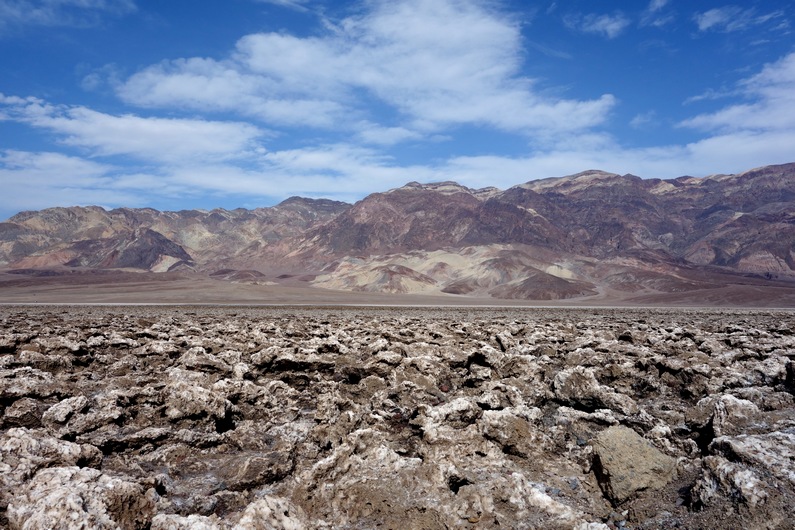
[1,306,794,529]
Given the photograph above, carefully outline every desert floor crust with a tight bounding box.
[1,305,794,529]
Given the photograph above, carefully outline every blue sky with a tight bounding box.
[1,0,793,220]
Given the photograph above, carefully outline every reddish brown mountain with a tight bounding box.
[2,163,795,301]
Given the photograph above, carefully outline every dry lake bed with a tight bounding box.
[1,305,794,529]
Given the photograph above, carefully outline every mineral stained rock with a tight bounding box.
[1,306,794,529]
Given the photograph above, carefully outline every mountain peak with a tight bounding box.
[392,181,501,199]
[393,181,469,194]
[276,196,350,208]
[516,170,634,193]
[567,169,621,179]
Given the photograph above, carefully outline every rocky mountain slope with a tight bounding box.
[2,163,795,301]
[0,198,349,273]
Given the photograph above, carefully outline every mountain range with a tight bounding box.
[2,162,795,303]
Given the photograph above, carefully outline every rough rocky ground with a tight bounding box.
[1,305,794,529]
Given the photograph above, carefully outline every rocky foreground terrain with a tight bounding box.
[1,306,794,529]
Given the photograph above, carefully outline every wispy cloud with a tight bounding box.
[630,111,658,129]
[5,0,795,221]
[1,149,110,181]
[683,87,736,105]
[0,0,135,31]
[252,0,312,12]
[526,40,572,60]
[116,0,615,144]
[694,6,786,33]
[648,0,668,11]
[641,0,674,28]
[0,92,435,214]
[0,150,139,214]
[666,52,795,178]
[681,53,795,133]
[0,94,265,163]
[564,11,630,39]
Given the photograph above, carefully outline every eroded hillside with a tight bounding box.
[2,163,795,301]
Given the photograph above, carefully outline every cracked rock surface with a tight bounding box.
[1,306,794,529]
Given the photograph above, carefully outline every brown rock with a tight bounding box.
[554,367,639,415]
[592,425,677,505]
[3,398,42,428]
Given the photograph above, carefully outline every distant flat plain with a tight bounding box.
[2,269,795,307]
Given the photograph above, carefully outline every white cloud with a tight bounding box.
[648,0,668,12]
[564,12,630,39]
[694,6,785,33]
[252,0,311,12]
[1,148,110,180]
[118,55,350,128]
[309,50,795,187]
[629,111,658,129]
[80,63,122,92]
[641,0,673,27]
[117,0,615,141]
[526,41,572,60]
[0,0,135,30]
[675,52,795,175]
[5,2,795,219]
[0,150,137,215]
[437,53,792,181]
[683,87,736,105]
[0,95,266,162]
[681,52,795,133]
[437,130,794,189]
[695,7,742,31]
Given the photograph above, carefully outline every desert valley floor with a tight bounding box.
[3,268,795,308]
[1,304,794,529]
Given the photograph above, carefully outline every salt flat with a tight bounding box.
[1,306,794,529]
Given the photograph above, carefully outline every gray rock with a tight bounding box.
[591,425,677,505]
[0,428,101,509]
[151,513,223,530]
[42,395,88,425]
[162,379,230,421]
[7,466,155,530]
[693,455,769,508]
[710,431,795,487]
[479,408,541,458]
[232,496,307,530]
[554,367,639,416]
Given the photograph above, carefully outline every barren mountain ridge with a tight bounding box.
[2,163,795,301]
